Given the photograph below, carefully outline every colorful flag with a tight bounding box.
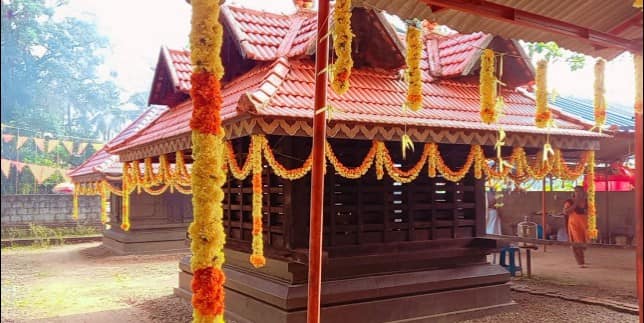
[12,160,26,173]
[62,141,74,154]
[16,136,29,149]
[47,140,60,153]
[1,159,11,177]
[33,138,46,152]
[76,142,89,155]
[29,164,58,184]
[2,134,14,143]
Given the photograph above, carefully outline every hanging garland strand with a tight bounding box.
[188,0,227,321]
[480,49,500,124]
[250,135,266,268]
[121,163,131,231]
[330,0,353,95]
[635,55,643,115]
[535,59,552,128]
[586,151,597,240]
[404,22,423,111]
[593,58,607,132]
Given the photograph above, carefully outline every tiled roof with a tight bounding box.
[550,96,635,130]
[69,106,168,179]
[221,6,316,61]
[111,6,601,155]
[166,48,191,93]
[112,56,600,154]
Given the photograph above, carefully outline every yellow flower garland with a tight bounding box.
[99,181,109,225]
[189,0,226,321]
[405,24,423,111]
[586,151,597,240]
[250,135,265,268]
[635,55,643,115]
[121,162,131,231]
[72,183,79,220]
[262,137,313,180]
[325,140,377,179]
[480,49,500,124]
[330,0,353,95]
[593,58,606,131]
[535,59,552,128]
[634,0,643,8]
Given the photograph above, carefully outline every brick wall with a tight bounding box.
[1,194,101,227]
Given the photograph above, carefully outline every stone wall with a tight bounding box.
[496,191,635,244]
[1,194,101,227]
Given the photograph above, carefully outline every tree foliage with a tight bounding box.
[1,0,134,139]
[526,41,586,71]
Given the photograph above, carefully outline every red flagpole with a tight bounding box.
[307,1,330,322]
[635,105,643,323]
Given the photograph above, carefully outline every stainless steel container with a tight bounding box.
[517,216,538,247]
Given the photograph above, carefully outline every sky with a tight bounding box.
[58,0,637,108]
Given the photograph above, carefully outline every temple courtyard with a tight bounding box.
[0,243,637,323]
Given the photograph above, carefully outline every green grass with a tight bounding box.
[1,224,101,249]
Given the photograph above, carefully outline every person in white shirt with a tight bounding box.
[486,189,502,235]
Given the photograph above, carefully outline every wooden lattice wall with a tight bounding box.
[221,136,486,253]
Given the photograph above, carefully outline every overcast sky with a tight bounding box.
[60,0,637,108]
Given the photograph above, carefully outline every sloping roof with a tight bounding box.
[354,0,643,60]
[68,106,168,180]
[110,5,602,156]
[551,96,635,130]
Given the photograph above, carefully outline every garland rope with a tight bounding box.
[592,58,607,132]
[330,0,353,95]
[188,0,226,321]
[535,59,552,128]
[404,23,423,111]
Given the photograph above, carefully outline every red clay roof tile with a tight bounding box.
[69,106,167,179]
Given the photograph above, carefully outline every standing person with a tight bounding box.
[486,189,502,235]
[563,186,588,268]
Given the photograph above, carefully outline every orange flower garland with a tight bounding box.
[72,183,79,220]
[250,135,266,268]
[325,140,377,179]
[404,23,423,111]
[262,136,313,180]
[330,0,353,95]
[535,59,552,128]
[480,49,500,124]
[593,58,607,131]
[188,0,227,321]
[634,55,643,115]
[586,151,597,240]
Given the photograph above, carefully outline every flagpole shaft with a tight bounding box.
[307,1,330,322]
[16,128,19,194]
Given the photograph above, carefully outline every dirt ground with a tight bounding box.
[0,243,639,322]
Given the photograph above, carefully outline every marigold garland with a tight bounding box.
[121,163,131,231]
[586,151,598,240]
[189,0,226,320]
[250,135,266,268]
[72,183,79,220]
[262,137,313,180]
[325,140,377,179]
[405,24,423,111]
[634,0,643,8]
[635,55,643,115]
[99,181,109,225]
[480,49,500,124]
[535,59,552,128]
[593,58,607,131]
[330,0,353,95]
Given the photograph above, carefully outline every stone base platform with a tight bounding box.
[174,255,516,323]
[102,224,189,255]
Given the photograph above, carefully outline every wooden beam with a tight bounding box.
[607,11,643,36]
[307,0,330,322]
[421,0,642,54]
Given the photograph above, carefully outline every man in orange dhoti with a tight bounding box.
[563,186,588,268]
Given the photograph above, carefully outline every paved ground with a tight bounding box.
[0,243,638,322]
